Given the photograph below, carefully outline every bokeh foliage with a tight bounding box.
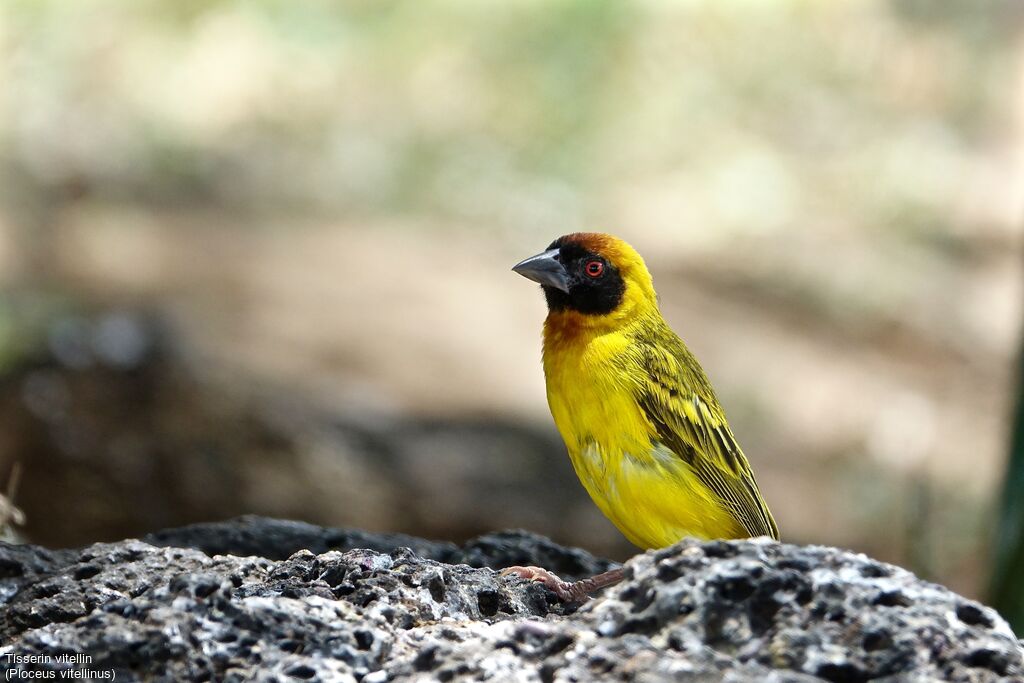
[992,346,1024,635]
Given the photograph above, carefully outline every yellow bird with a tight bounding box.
[508,232,778,600]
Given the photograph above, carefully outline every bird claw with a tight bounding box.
[499,565,582,602]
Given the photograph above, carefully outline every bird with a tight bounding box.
[506,232,778,601]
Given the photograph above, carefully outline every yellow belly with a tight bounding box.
[544,334,745,549]
[566,438,748,548]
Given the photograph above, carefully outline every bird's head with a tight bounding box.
[513,233,658,324]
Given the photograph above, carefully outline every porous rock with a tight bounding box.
[0,517,1020,682]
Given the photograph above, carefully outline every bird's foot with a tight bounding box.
[500,566,626,603]
[500,565,577,601]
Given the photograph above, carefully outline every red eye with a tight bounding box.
[584,260,604,278]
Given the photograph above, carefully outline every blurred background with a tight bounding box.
[1,0,1023,623]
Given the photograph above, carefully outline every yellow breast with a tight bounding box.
[541,314,747,548]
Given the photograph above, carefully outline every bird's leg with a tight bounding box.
[500,566,626,603]
[567,567,626,598]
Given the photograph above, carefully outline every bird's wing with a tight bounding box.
[632,334,779,540]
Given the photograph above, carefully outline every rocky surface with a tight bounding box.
[0,517,1021,682]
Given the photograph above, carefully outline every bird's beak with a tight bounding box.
[512,248,569,293]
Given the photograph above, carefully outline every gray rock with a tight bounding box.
[0,517,1020,682]
[140,516,617,579]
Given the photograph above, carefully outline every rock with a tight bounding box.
[141,515,461,563]
[0,517,1021,682]
[141,516,617,579]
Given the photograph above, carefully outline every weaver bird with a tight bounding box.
[506,233,778,601]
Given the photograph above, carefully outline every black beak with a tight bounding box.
[512,248,569,293]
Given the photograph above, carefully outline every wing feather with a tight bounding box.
[632,328,779,540]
